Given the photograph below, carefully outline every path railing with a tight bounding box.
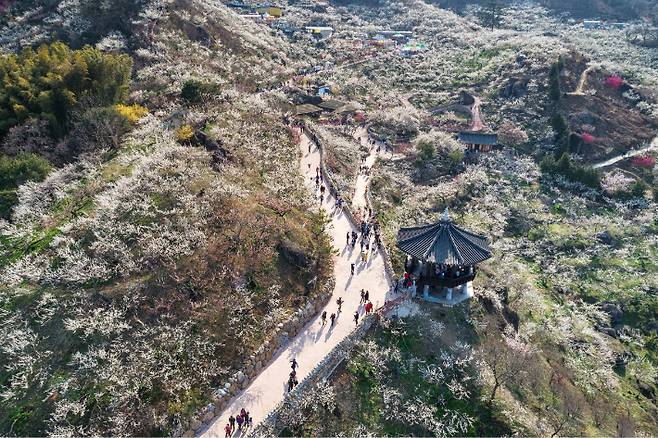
[243,120,408,436]
[249,313,379,437]
[302,121,399,283]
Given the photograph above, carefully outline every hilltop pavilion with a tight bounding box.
[396,209,492,306]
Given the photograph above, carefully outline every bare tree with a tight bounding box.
[477,317,525,403]
[543,379,585,437]
[616,410,636,438]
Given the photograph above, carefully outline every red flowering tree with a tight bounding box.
[581,133,595,144]
[605,75,624,89]
[631,155,656,168]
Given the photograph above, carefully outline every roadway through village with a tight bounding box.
[201,128,393,437]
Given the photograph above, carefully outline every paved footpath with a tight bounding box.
[351,126,388,212]
[201,130,393,437]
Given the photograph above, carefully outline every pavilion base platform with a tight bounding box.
[399,279,474,307]
[421,281,473,307]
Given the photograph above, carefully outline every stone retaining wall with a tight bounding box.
[305,120,397,280]
[249,313,379,437]
[300,122,360,229]
[176,278,336,437]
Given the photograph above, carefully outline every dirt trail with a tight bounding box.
[201,130,393,438]
[567,64,596,96]
[469,96,485,132]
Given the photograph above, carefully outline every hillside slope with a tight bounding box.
[0,1,330,436]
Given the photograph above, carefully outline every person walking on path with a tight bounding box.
[291,358,298,371]
[351,263,355,275]
[365,301,373,315]
[321,310,327,326]
[224,423,232,438]
[229,415,236,433]
[246,413,253,429]
[346,232,350,246]
[364,290,369,302]
[287,376,295,392]
[330,312,336,326]
[236,413,244,431]
[337,297,343,312]
[354,311,359,326]
[360,289,365,304]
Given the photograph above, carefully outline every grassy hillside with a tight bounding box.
[0,1,331,435]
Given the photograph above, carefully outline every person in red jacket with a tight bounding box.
[365,301,373,315]
[224,423,232,437]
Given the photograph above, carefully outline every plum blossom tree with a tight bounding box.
[497,122,529,147]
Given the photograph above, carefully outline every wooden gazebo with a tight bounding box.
[397,209,492,305]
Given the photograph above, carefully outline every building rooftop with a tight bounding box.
[294,104,323,115]
[317,99,345,111]
[397,209,492,266]
[458,131,498,145]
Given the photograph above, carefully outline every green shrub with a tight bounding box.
[416,140,436,162]
[540,153,600,188]
[551,112,568,137]
[0,189,18,219]
[0,42,132,139]
[181,80,221,103]
[548,62,562,101]
[0,153,52,219]
[447,149,465,165]
[0,154,52,190]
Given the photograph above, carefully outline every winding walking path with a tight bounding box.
[201,129,393,438]
[352,126,384,211]
[592,136,658,169]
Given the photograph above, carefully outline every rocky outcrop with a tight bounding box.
[500,77,530,99]
[278,239,310,268]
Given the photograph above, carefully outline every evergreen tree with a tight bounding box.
[478,0,505,31]
[0,42,132,139]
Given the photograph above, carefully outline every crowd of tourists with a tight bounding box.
[224,409,253,437]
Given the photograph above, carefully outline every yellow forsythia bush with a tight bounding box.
[175,124,195,142]
[115,104,148,124]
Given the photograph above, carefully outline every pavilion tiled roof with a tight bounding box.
[396,210,492,266]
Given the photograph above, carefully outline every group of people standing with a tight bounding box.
[224,409,252,437]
